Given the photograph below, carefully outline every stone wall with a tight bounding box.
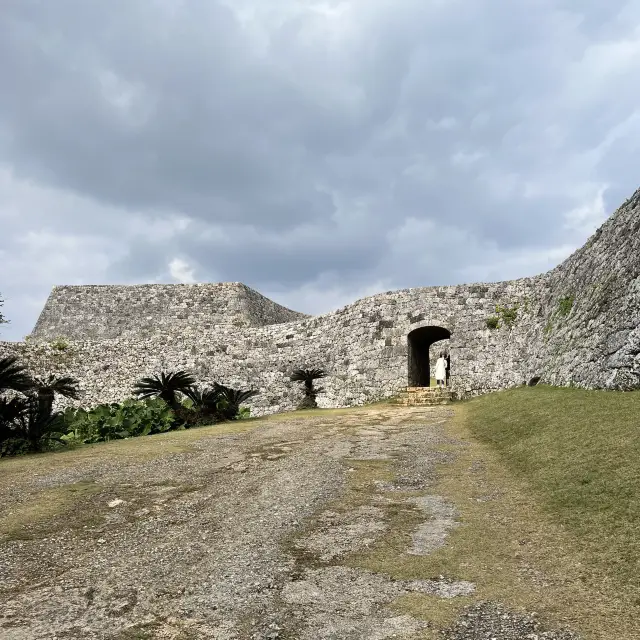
[31,282,308,341]
[0,277,543,415]
[2,187,638,415]
[530,187,640,390]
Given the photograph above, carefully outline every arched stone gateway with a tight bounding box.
[407,326,451,387]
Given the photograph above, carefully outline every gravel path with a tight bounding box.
[0,406,581,639]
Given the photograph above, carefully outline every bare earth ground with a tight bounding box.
[0,406,584,639]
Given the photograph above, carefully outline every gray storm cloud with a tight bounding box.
[1,0,639,339]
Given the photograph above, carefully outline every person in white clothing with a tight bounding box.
[434,352,447,389]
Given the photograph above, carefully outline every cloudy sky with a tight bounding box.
[1,0,639,340]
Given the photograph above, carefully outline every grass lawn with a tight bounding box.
[442,385,639,638]
[464,385,640,590]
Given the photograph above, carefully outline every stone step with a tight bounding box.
[391,387,452,406]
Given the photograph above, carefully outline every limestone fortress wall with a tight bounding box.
[1,188,638,415]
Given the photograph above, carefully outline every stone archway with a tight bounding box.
[407,326,451,387]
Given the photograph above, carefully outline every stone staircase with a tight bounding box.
[392,386,452,407]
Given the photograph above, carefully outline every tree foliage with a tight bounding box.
[31,374,80,415]
[0,293,7,329]
[132,370,196,409]
[0,356,33,393]
[290,368,326,409]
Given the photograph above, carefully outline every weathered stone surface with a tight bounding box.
[1,188,639,415]
[30,282,308,340]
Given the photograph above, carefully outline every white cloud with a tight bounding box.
[427,116,458,131]
[169,258,197,284]
[450,150,486,167]
[563,186,609,235]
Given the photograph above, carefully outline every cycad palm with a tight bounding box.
[133,370,196,409]
[11,399,65,453]
[31,374,80,415]
[0,356,33,393]
[290,368,326,409]
[214,383,258,420]
[186,386,223,421]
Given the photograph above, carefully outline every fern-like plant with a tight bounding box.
[30,374,80,415]
[0,356,33,393]
[213,383,258,420]
[290,368,326,409]
[133,370,196,409]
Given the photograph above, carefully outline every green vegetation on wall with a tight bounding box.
[495,304,519,327]
[544,293,576,338]
[486,303,520,330]
[49,336,71,351]
[558,295,575,317]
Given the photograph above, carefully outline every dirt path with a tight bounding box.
[0,406,581,639]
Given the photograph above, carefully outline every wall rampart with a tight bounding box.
[1,277,543,415]
[3,187,638,415]
[31,282,308,341]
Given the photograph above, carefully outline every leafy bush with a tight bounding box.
[558,295,575,317]
[62,398,175,444]
[49,336,70,351]
[133,370,196,409]
[237,406,251,419]
[495,304,519,327]
[486,316,500,330]
[290,368,326,409]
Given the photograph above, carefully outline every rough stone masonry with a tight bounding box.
[1,188,639,416]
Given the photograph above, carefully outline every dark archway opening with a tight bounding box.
[407,326,451,387]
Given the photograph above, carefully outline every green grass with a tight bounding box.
[464,385,640,589]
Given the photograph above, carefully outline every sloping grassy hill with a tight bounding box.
[463,385,640,593]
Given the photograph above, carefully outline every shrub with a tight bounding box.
[62,398,175,444]
[290,368,326,409]
[486,316,500,330]
[558,295,575,317]
[237,406,251,419]
[184,383,258,424]
[214,384,258,420]
[50,336,70,351]
[496,304,519,327]
[133,370,196,410]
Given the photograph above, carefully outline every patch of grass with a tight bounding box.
[486,316,500,330]
[390,592,475,637]
[115,622,199,640]
[0,420,264,482]
[263,404,395,421]
[463,386,640,592]
[0,479,102,540]
[281,458,396,577]
[557,295,575,316]
[495,303,519,327]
